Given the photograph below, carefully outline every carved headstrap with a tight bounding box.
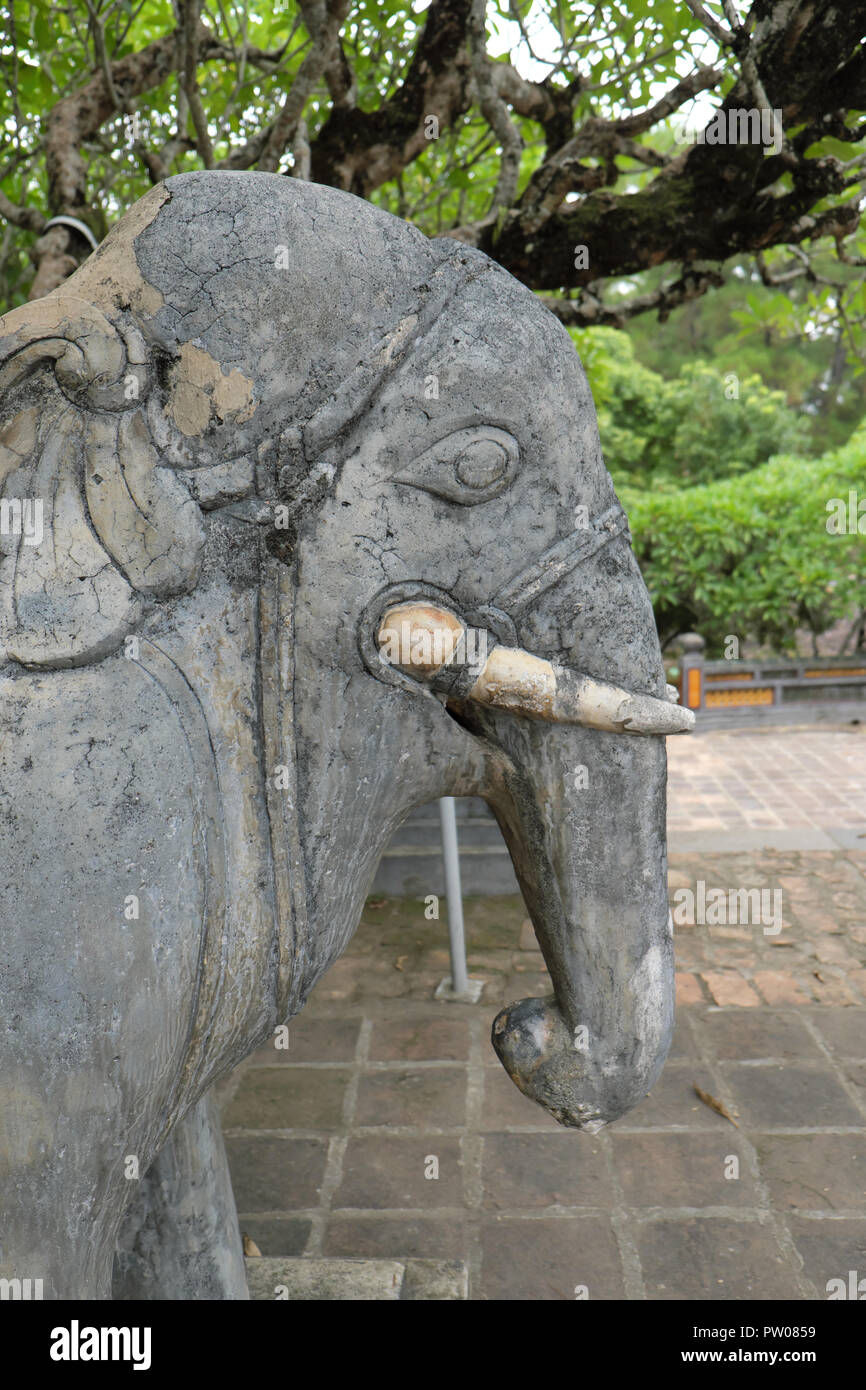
[304,244,494,462]
[0,295,205,668]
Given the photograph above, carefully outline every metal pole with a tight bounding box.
[439,797,469,996]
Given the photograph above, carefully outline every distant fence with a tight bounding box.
[678,634,866,723]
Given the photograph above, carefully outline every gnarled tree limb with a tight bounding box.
[2,0,863,329]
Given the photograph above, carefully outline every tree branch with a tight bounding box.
[256,0,349,173]
[181,0,215,168]
[542,265,726,328]
[468,0,523,214]
[683,0,736,47]
[297,0,356,109]
[292,117,311,180]
[514,63,722,236]
[489,62,556,124]
[0,188,46,234]
[43,21,222,219]
[309,0,474,195]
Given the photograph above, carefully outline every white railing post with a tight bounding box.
[435,798,482,1002]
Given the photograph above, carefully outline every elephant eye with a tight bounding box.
[393,426,518,506]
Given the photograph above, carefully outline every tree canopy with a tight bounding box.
[2,0,865,351]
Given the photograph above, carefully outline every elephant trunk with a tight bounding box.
[485,719,673,1131]
[374,592,679,1130]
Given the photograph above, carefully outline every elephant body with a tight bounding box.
[1,632,273,1296]
[0,171,686,1298]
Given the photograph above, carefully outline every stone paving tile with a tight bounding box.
[250,1016,361,1064]
[701,970,762,1007]
[637,1218,803,1300]
[667,1018,701,1059]
[844,1061,866,1107]
[510,950,547,973]
[479,1216,625,1300]
[518,918,537,951]
[481,1066,561,1130]
[308,957,364,1002]
[238,1217,312,1257]
[675,972,706,1006]
[611,1132,759,1208]
[502,971,550,1001]
[787,1218,866,1297]
[322,1215,467,1261]
[693,1009,823,1061]
[809,1008,866,1058]
[222,1068,350,1130]
[368,1017,470,1061]
[750,972,813,1006]
[754,1134,866,1212]
[615,1062,733,1130]
[354,1068,467,1128]
[481,1133,611,1210]
[719,1063,864,1129]
[225,1136,327,1212]
[333,1137,464,1210]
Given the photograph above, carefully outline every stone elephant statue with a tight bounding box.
[0,171,692,1300]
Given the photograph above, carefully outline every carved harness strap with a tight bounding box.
[302,245,495,466]
[494,504,631,615]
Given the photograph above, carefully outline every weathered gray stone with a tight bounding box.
[245,1257,404,1301]
[398,1260,469,1301]
[244,1256,468,1300]
[0,169,690,1299]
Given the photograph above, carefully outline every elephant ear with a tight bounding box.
[0,295,205,668]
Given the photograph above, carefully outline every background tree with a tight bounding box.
[1,0,865,339]
[623,427,866,654]
[570,325,811,486]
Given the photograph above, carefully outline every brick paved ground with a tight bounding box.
[667,725,866,844]
[223,845,866,1300]
[223,726,866,1299]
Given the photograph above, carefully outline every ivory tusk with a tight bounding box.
[547,667,695,734]
[376,601,695,735]
[470,648,695,734]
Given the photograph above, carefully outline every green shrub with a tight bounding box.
[570,326,809,488]
[620,428,866,653]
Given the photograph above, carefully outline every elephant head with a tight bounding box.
[282,225,692,1132]
[0,170,692,1136]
